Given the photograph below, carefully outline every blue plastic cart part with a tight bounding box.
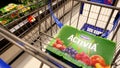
[0,58,11,68]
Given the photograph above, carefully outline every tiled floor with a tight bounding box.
[11,53,50,68]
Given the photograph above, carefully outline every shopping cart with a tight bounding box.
[0,0,120,68]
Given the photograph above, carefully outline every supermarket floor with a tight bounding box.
[11,53,50,68]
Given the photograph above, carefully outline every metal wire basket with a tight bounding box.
[0,0,120,68]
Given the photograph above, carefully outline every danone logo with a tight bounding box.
[68,34,97,52]
[80,35,90,40]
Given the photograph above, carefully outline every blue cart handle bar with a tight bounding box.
[101,13,120,38]
[48,0,63,28]
[48,0,120,38]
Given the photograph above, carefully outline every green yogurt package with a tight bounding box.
[47,25,116,68]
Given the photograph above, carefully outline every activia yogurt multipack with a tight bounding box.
[47,25,116,68]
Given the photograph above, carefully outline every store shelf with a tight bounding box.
[0,0,67,57]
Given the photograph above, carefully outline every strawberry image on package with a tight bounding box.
[47,25,116,68]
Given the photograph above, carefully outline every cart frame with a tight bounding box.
[0,0,120,68]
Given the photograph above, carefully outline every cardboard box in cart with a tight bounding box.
[47,26,116,68]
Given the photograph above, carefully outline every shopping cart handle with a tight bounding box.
[48,0,63,28]
[101,13,120,38]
